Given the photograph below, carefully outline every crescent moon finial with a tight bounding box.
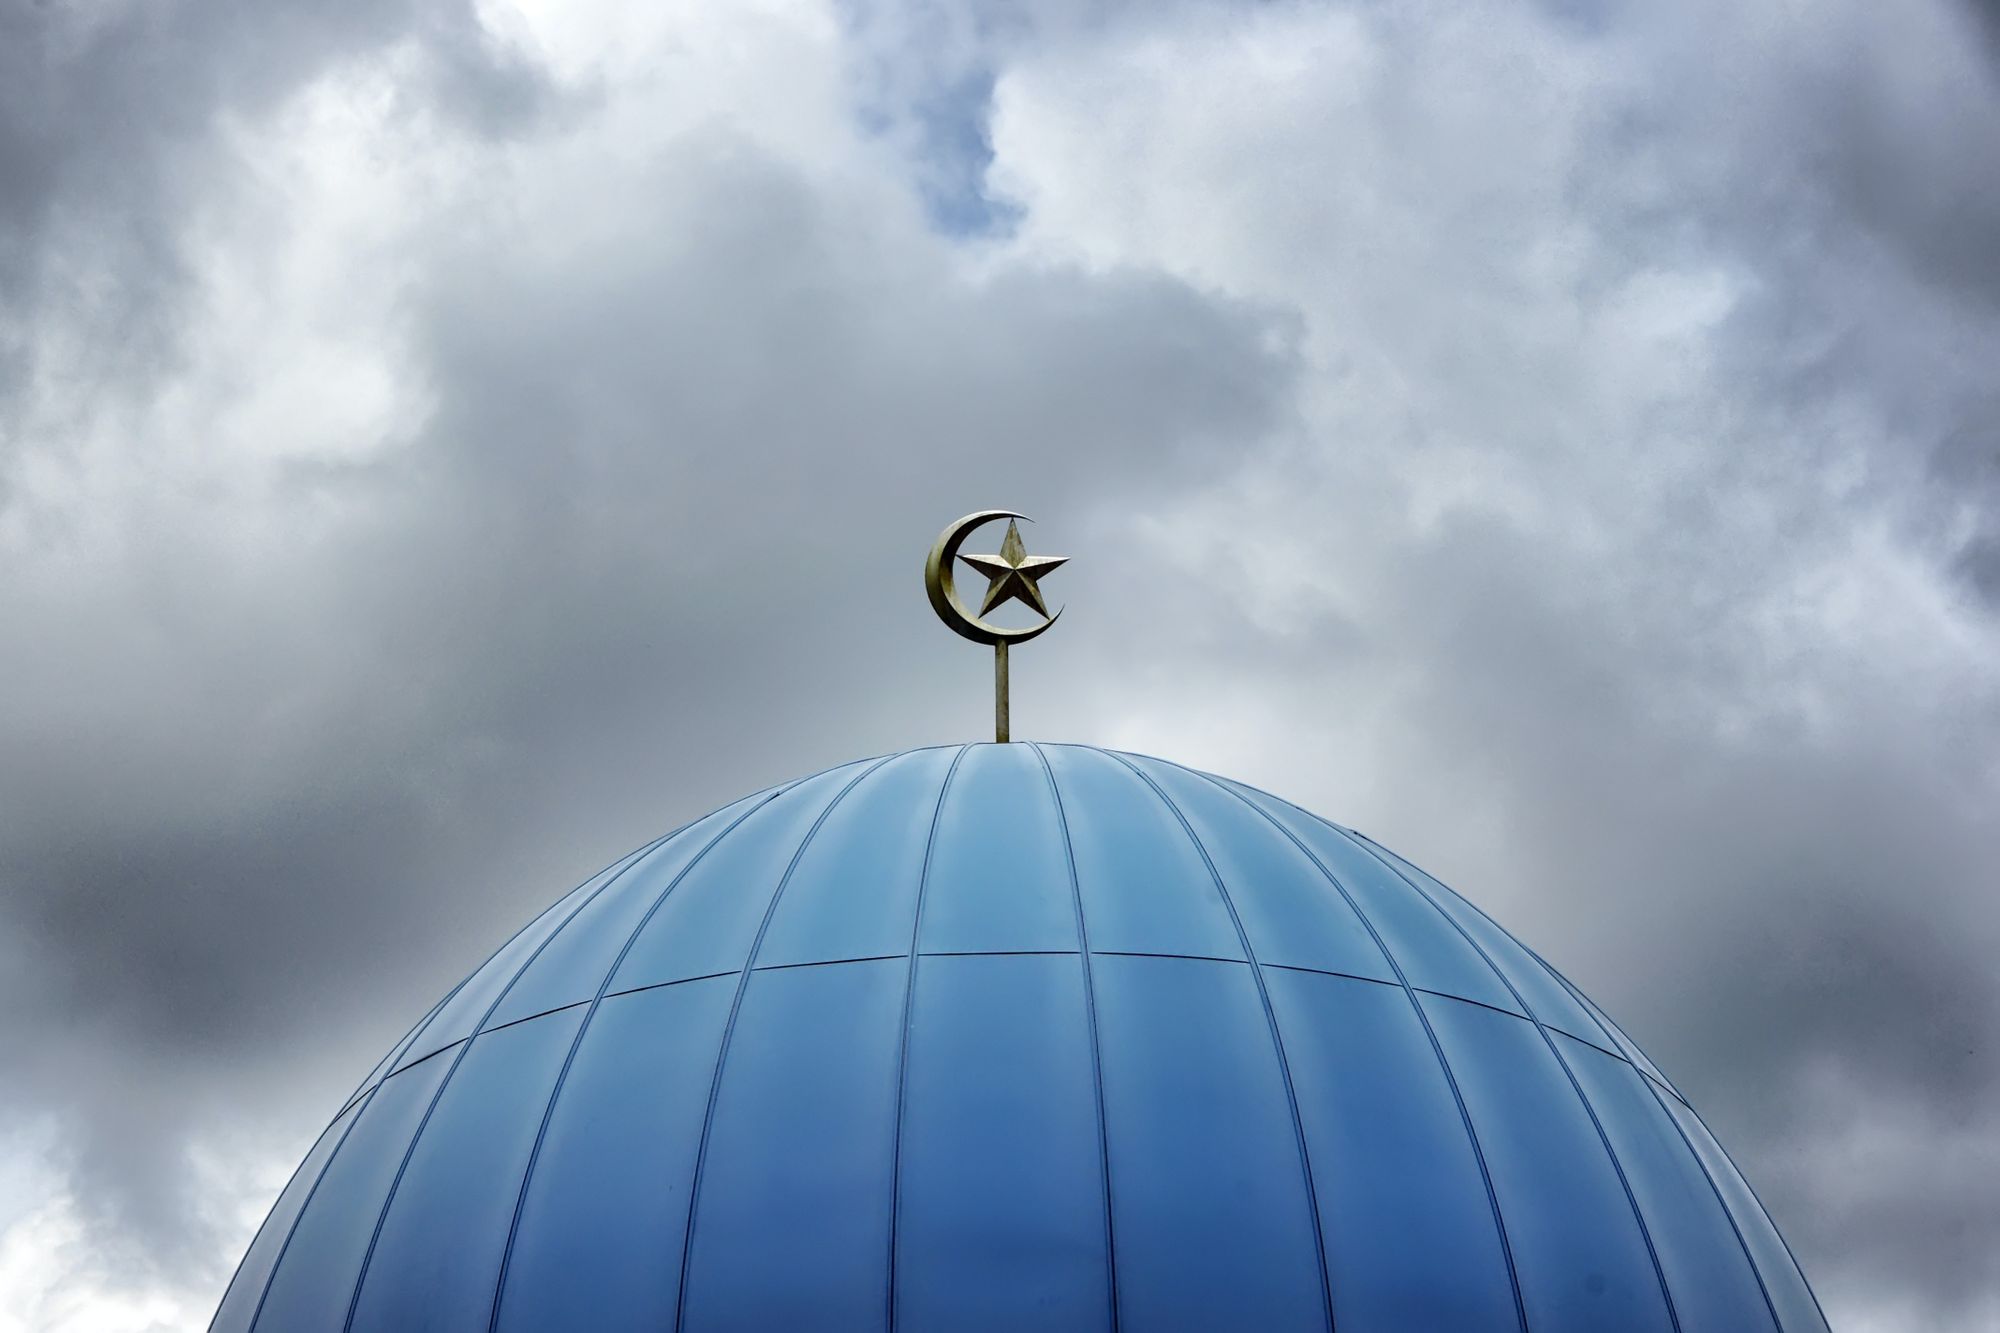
[924,510,1069,742]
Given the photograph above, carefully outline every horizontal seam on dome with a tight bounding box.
[333,982,468,1120]
[1539,1022,1635,1067]
[477,1000,592,1037]
[603,969,753,999]
[752,953,907,972]
[461,948,1394,1025]
[1257,960,1402,988]
[1092,948,1246,966]
[563,956,1680,1098]
[1642,1066,1694,1109]
[405,909,1687,1098]
[916,947,1079,959]
[379,1037,464,1079]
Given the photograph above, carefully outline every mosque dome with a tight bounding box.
[211,743,1827,1332]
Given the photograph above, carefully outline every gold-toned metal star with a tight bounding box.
[960,519,1068,620]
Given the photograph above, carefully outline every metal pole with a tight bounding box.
[995,641,1009,743]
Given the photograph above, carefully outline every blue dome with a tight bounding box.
[213,744,1826,1332]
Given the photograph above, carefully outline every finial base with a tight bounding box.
[995,641,1009,743]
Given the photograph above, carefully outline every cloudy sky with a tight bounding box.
[3,0,1998,1327]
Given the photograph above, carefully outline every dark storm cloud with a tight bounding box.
[3,1,1996,1328]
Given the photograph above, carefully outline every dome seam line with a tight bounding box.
[381,862,641,1081]
[671,752,904,1331]
[332,978,469,1122]
[1029,741,1122,1333]
[1658,1096,1831,1330]
[886,744,974,1333]
[379,787,785,1088]
[213,1085,379,1333]
[1171,763,1530,1333]
[1325,822,1689,1333]
[478,766,837,1333]
[1104,751,1337,1333]
[330,796,729,1333]
[1538,974,1796,1331]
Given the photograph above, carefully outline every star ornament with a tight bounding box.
[960,519,1068,621]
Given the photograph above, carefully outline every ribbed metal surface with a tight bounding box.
[212,744,1827,1332]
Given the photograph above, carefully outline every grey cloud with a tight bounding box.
[4,0,1997,1328]
[1135,461,2000,1325]
[1591,2,2000,610]
[0,31,1298,1301]
[0,0,556,408]
[969,2,2000,1322]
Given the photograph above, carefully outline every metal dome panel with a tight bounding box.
[214,743,1828,1332]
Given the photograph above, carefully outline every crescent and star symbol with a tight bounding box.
[924,509,1069,646]
[924,510,1069,743]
